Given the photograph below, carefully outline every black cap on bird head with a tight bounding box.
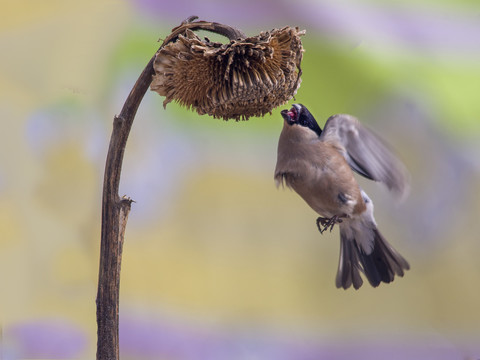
[281,104,322,137]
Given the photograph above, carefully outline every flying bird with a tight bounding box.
[274,104,410,290]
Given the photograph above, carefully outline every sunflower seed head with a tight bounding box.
[151,26,305,120]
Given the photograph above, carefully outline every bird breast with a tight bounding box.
[275,139,366,218]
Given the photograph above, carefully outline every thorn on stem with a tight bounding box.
[121,195,135,205]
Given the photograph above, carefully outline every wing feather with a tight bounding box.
[320,114,409,199]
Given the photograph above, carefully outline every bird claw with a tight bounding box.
[316,215,345,234]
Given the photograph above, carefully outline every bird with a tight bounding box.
[274,103,410,290]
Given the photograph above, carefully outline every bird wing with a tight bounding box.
[320,114,409,199]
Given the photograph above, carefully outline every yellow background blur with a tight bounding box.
[1,1,480,359]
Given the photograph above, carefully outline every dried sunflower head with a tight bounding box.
[150,24,305,120]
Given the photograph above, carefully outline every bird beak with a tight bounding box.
[281,105,299,125]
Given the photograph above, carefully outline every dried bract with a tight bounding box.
[151,26,305,120]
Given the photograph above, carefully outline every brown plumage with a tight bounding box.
[150,25,305,120]
[276,124,367,218]
[275,104,410,290]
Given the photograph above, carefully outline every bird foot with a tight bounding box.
[316,215,345,234]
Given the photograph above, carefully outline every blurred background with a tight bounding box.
[1,0,480,359]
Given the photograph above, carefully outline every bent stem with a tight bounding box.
[96,18,245,360]
[96,56,155,360]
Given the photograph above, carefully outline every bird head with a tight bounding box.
[281,104,322,137]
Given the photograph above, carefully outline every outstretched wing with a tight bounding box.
[320,114,409,199]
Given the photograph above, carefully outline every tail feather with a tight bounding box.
[336,226,409,290]
[336,236,364,290]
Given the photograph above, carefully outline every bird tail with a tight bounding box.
[336,223,410,290]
